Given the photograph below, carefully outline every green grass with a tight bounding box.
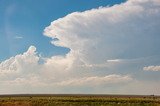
[0,96,160,106]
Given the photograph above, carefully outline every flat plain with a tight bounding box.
[0,94,160,106]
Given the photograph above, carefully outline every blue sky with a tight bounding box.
[0,0,160,94]
[0,0,125,61]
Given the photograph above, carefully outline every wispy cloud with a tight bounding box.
[107,59,122,63]
[57,75,132,86]
[14,36,23,39]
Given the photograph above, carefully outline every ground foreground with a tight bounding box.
[0,94,160,106]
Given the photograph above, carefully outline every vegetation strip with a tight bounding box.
[0,95,160,106]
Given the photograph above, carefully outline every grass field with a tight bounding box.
[0,94,160,106]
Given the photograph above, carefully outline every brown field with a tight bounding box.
[0,94,160,106]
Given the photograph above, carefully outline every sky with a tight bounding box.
[0,0,160,95]
[0,0,125,61]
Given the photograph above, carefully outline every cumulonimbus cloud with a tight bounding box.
[0,0,160,94]
[44,0,160,65]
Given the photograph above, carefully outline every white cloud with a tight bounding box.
[57,75,132,86]
[107,59,122,63]
[143,65,160,71]
[80,59,122,68]
[0,0,160,94]
[44,0,160,65]
[0,46,39,75]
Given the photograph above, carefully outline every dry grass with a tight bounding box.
[0,95,160,106]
